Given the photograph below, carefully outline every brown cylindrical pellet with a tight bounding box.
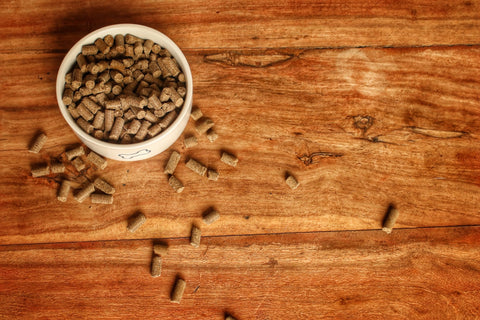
[176,86,186,98]
[110,70,124,83]
[68,105,80,119]
[143,39,153,55]
[94,130,104,140]
[164,150,181,174]
[178,73,186,83]
[170,278,186,303]
[94,38,109,54]
[92,111,105,130]
[161,102,176,113]
[114,34,125,53]
[112,84,122,95]
[82,97,101,114]
[190,225,201,248]
[148,94,162,110]
[84,74,96,89]
[87,151,107,170]
[50,162,65,174]
[123,109,136,122]
[186,158,207,176]
[94,177,115,194]
[76,54,88,73]
[134,41,143,56]
[132,69,145,82]
[159,110,177,129]
[203,209,220,225]
[82,44,98,55]
[125,33,143,44]
[91,193,113,204]
[76,118,94,134]
[151,255,162,278]
[207,169,219,181]
[144,111,158,123]
[168,175,184,193]
[29,133,47,153]
[195,117,214,134]
[104,34,114,47]
[382,206,399,234]
[153,242,169,256]
[110,59,125,74]
[184,135,198,149]
[221,152,238,167]
[109,117,125,141]
[76,103,94,121]
[151,43,161,54]
[126,119,142,135]
[168,87,184,107]
[105,99,122,110]
[206,129,218,142]
[72,157,85,171]
[98,70,110,83]
[134,120,151,141]
[285,174,299,190]
[96,60,110,73]
[87,62,101,75]
[57,180,70,202]
[127,212,146,233]
[104,109,115,132]
[162,57,181,77]
[74,182,95,203]
[31,165,49,177]
[149,61,162,78]
[65,146,84,160]
[78,87,92,97]
[73,90,82,102]
[225,315,237,320]
[72,68,83,90]
[63,88,74,105]
[125,44,134,57]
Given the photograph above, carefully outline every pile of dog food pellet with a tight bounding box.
[62,34,186,144]
[29,133,115,204]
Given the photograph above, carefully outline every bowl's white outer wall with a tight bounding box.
[56,24,193,161]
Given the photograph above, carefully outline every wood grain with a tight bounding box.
[1,46,480,244]
[1,227,479,319]
[1,0,480,53]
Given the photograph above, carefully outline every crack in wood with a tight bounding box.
[407,126,468,139]
[298,151,343,166]
[204,51,294,68]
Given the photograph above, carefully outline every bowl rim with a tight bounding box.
[56,23,193,151]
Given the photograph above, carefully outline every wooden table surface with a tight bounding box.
[1,0,480,319]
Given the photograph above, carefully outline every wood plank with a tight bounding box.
[1,0,480,52]
[1,227,479,319]
[1,46,480,244]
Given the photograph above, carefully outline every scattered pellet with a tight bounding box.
[91,193,113,204]
[184,135,198,148]
[29,133,47,153]
[168,175,184,193]
[220,152,238,167]
[203,209,220,225]
[57,180,70,202]
[206,128,218,142]
[186,158,207,176]
[87,151,107,170]
[170,278,186,303]
[72,157,86,171]
[94,177,115,194]
[190,225,201,248]
[285,174,299,190]
[127,212,146,233]
[50,162,65,174]
[74,182,95,203]
[151,255,162,278]
[153,242,169,256]
[164,150,181,174]
[65,146,85,160]
[382,206,399,234]
[207,169,219,181]
[195,117,214,134]
[31,164,49,177]
[225,316,237,320]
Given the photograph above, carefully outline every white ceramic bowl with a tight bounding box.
[56,24,193,161]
